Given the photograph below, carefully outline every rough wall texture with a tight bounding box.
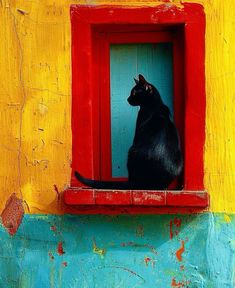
[0,0,235,287]
[1,214,235,287]
[0,0,235,214]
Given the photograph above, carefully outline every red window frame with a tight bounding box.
[64,4,208,210]
[99,31,184,182]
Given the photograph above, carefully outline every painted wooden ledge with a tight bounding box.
[64,188,209,207]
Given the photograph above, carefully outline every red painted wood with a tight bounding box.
[96,191,132,205]
[99,35,112,180]
[166,191,209,207]
[99,30,178,181]
[64,189,95,205]
[172,27,185,188]
[69,4,206,210]
[183,12,206,190]
[106,31,173,44]
[62,204,208,215]
[64,188,209,207]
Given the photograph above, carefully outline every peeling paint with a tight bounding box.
[171,277,190,287]
[170,217,182,239]
[38,103,48,115]
[144,257,151,266]
[93,239,106,258]
[1,193,24,235]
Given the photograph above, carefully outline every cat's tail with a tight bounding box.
[75,171,130,190]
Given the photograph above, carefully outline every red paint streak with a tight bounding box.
[171,278,190,287]
[63,262,68,267]
[48,252,54,260]
[170,218,182,239]
[170,220,173,239]
[1,193,24,236]
[176,241,185,262]
[57,242,65,255]
[50,225,57,232]
[53,184,60,200]
[174,217,182,227]
[144,257,151,266]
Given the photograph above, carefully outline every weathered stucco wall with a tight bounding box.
[0,0,235,287]
[1,214,235,287]
[0,0,235,214]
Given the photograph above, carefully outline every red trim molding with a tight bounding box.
[67,3,207,211]
[64,189,209,207]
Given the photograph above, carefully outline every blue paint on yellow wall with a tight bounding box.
[0,213,234,287]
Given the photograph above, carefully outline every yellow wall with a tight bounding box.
[0,0,235,214]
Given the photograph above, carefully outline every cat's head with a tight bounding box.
[127,74,160,107]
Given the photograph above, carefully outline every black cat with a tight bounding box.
[75,74,183,190]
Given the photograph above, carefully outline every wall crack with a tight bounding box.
[8,5,26,200]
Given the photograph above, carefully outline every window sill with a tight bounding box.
[64,188,209,208]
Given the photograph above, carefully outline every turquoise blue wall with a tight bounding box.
[110,43,173,177]
[1,213,234,287]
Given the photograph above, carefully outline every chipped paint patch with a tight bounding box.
[224,214,231,223]
[50,225,57,232]
[1,193,24,235]
[38,103,48,115]
[171,277,190,287]
[144,257,151,266]
[93,239,106,258]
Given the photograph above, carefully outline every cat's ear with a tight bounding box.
[139,74,147,86]
[146,84,153,94]
[139,74,152,93]
[134,78,139,85]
